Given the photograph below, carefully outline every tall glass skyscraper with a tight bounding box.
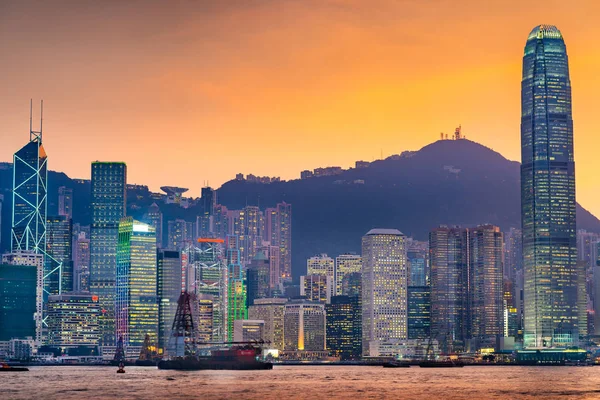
[115,217,158,346]
[521,25,578,347]
[90,162,127,346]
[11,126,47,254]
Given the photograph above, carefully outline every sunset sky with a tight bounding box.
[1,1,600,214]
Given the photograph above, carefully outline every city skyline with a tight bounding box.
[2,1,600,217]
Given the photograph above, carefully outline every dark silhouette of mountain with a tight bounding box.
[216,139,600,278]
[1,139,599,280]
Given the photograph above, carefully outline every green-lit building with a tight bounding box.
[115,217,158,346]
[0,263,37,340]
[226,235,247,341]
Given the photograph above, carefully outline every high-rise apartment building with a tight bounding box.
[361,229,407,356]
[115,218,158,346]
[264,203,292,281]
[521,25,578,347]
[248,298,286,351]
[90,161,126,346]
[157,249,181,351]
[57,186,73,220]
[335,254,361,295]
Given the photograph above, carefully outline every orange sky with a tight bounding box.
[1,0,600,215]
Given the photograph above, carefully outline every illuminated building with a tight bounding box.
[248,298,286,350]
[264,203,292,281]
[341,272,362,297]
[45,215,73,295]
[504,228,523,281]
[144,203,163,248]
[246,251,271,306]
[407,239,428,286]
[408,286,430,340]
[201,186,215,217]
[284,300,325,351]
[521,25,578,347]
[300,274,333,304]
[115,217,158,346]
[2,252,43,343]
[73,232,90,292]
[197,294,214,343]
[46,292,100,349]
[237,206,263,266]
[335,254,361,295]
[307,253,334,277]
[90,161,126,346]
[233,319,265,342]
[157,249,181,351]
[0,263,37,341]
[57,186,73,220]
[185,239,227,342]
[226,235,247,341]
[326,295,361,360]
[11,109,47,255]
[361,229,407,356]
[167,219,193,250]
[429,225,503,351]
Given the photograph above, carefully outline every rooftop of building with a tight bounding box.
[527,25,563,40]
[364,228,404,236]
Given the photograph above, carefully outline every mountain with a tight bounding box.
[216,139,600,277]
[1,139,599,280]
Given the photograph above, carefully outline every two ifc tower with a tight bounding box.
[9,24,581,349]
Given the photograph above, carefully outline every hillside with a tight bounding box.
[1,139,599,279]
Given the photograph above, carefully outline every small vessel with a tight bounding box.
[383,360,410,368]
[419,360,464,368]
[115,336,126,373]
[0,362,29,372]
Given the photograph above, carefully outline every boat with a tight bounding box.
[135,334,159,366]
[158,344,273,371]
[383,361,410,368]
[0,363,29,372]
[115,336,126,373]
[419,360,464,368]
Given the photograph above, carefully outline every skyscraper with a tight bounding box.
[335,254,362,295]
[73,232,90,292]
[284,300,326,352]
[115,217,158,346]
[11,108,47,254]
[0,262,37,341]
[264,202,292,281]
[521,25,578,347]
[144,203,163,248]
[307,254,335,282]
[90,162,127,346]
[361,229,407,356]
[326,295,362,360]
[226,235,247,341]
[45,215,73,295]
[57,186,73,220]
[246,251,271,306]
[300,274,333,304]
[157,249,182,351]
[429,225,504,351]
[46,292,100,349]
[248,298,286,351]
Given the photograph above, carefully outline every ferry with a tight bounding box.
[158,343,273,371]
